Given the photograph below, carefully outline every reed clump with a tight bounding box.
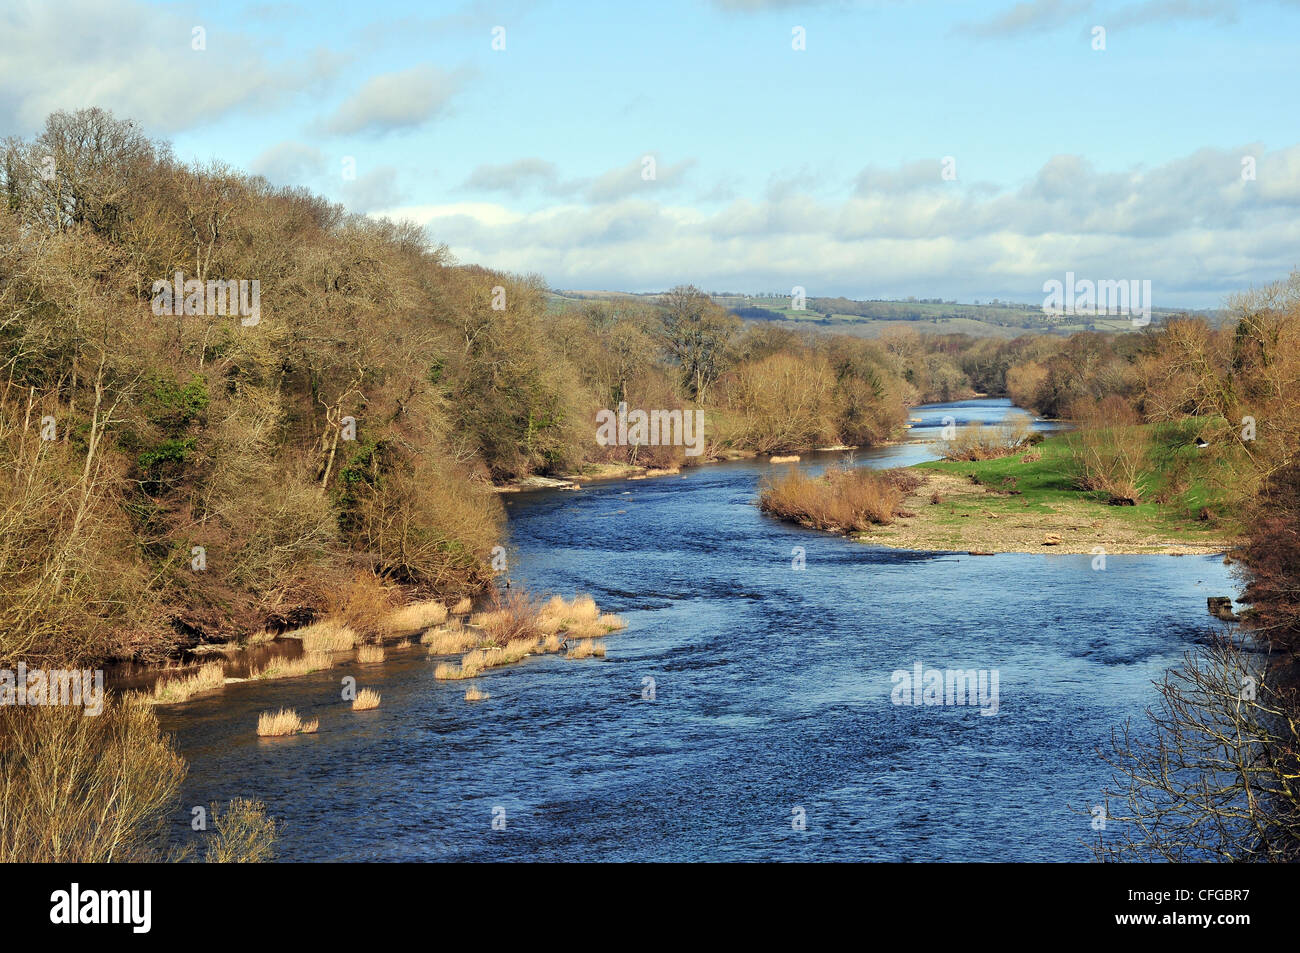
[423,620,480,655]
[149,661,226,705]
[352,688,381,711]
[249,651,332,681]
[568,639,606,659]
[287,619,358,652]
[433,590,626,679]
[383,599,448,635]
[256,708,318,736]
[538,595,626,639]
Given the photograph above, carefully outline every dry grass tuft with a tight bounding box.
[451,597,473,614]
[150,661,226,705]
[423,621,481,655]
[352,688,381,711]
[384,599,448,634]
[434,661,473,680]
[464,684,490,702]
[568,639,606,659]
[249,651,332,681]
[471,590,542,647]
[287,619,358,652]
[257,708,317,736]
[537,593,617,638]
[357,643,385,663]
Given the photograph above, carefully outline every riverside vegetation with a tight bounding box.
[761,275,1300,859]
[3,108,1300,862]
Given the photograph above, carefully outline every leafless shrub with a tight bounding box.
[1090,632,1300,862]
[759,464,906,531]
[940,412,1035,461]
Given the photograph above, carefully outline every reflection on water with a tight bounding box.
[159,399,1234,861]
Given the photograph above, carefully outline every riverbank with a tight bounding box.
[850,470,1232,554]
[759,424,1239,555]
[867,425,1238,553]
[491,444,871,493]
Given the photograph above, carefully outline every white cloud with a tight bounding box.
[320,65,466,136]
[250,141,327,184]
[460,154,696,203]
[963,0,1291,36]
[463,158,564,195]
[372,145,1300,305]
[0,0,337,135]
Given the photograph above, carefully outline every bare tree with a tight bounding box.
[657,284,738,403]
[1091,631,1300,862]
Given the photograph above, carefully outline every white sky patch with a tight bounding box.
[370,203,526,228]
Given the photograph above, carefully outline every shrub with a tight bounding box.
[0,699,185,861]
[1065,397,1151,503]
[0,695,277,863]
[470,590,541,648]
[759,464,906,531]
[940,412,1034,462]
[203,798,279,863]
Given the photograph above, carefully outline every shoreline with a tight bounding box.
[848,471,1235,556]
[491,442,899,494]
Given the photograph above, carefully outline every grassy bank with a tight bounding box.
[761,424,1239,554]
[897,424,1236,553]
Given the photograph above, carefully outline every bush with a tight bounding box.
[759,464,908,531]
[1065,396,1151,503]
[0,699,184,861]
[940,412,1034,461]
[203,798,279,863]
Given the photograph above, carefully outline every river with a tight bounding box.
[158,398,1237,861]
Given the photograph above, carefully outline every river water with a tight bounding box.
[159,399,1237,861]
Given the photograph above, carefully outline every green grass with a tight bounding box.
[915,421,1238,540]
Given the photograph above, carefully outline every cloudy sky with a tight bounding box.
[3,0,1299,306]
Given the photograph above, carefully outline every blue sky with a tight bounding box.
[3,0,1299,306]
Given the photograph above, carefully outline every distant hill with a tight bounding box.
[549,289,1223,337]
